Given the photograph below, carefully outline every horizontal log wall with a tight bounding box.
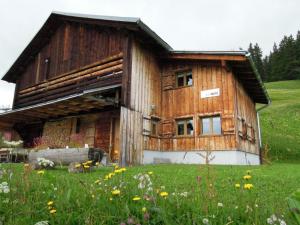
[15,53,123,108]
[14,21,126,108]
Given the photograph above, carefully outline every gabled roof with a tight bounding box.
[1,11,270,104]
[2,11,172,83]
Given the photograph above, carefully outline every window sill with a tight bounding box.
[199,134,223,137]
[173,85,193,90]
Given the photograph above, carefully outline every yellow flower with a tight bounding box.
[114,165,119,169]
[160,191,169,197]
[37,170,45,175]
[244,183,254,190]
[86,160,93,164]
[120,168,126,172]
[148,171,153,175]
[75,164,81,168]
[84,165,90,169]
[235,183,241,188]
[142,207,147,212]
[111,189,120,195]
[104,175,109,181]
[95,162,100,166]
[47,201,54,206]
[243,175,251,180]
[114,169,122,173]
[49,209,57,214]
[91,194,95,198]
[109,197,113,201]
[94,179,101,184]
[132,196,141,201]
[108,173,115,178]
[48,206,53,210]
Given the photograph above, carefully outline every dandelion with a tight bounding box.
[235,183,240,188]
[49,209,56,214]
[142,207,147,212]
[160,191,168,197]
[75,164,81,168]
[244,183,254,190]
[86,160,93,164]
[217,202,223,207]
[148,171,153,175]
[202,218,209,224]
[111,189,120,195]
[243,175,251,180]
[47,201,54,206]
[120,168,126,172]
[37,170,45,175]
[83,165,90,169]
[132,196,141,201]
[114,169,122,173]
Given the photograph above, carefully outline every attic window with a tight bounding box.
[44,57,51,80]
[176,70,193,87]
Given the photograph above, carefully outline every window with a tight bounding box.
[201,116,221,135]
[176,70,193,87]
[75,118,81,134]
[176,118,194,136]
[151,120,158,136]
[44,57,51,80]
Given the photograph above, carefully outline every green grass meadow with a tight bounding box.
[260,80,300,162]
[0,80,299,225]
[0,163,299,225]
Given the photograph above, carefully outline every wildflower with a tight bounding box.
[34,221,49,225]
[235,183,240,188]
[0,182,10,193]
[114,169,122,173]
[217,202,223,207]
[180,192,188,197]
[47,201,54,206]
[94,179,101,184]
[75,164,81,168]
[37,170,45,175]
[86,160,93,164]
[104,175,109,180]
[148,171,153,175]
[95,162,100,166]
[109,197,113,201]
[108,173,115,178]
[244,183,254,190]
[84,165,90,169]
[111,189,121,195]
[160,191,168,197]
[142,207,147,212]
[132,196,141,201]
[49,209,56,214]
[243,175,251,180]
[202,218,209,224]
[91,194,95,198]
[120,168,126,172]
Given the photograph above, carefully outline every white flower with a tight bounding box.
[217,202,223,207]
[202,218,209,224]
[267,218,273,224]
[278,219,287,225]
[180,192,188,197]
[0,181,10,194]
[270,214,277,222]
[35,221,49,225]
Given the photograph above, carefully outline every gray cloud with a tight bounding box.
[0,0,299,106]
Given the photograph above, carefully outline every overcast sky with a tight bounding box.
[0,0,299,107]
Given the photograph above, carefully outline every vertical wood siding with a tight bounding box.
[119,39,161,165]
[17,21,124,91]
[235,80,260,154]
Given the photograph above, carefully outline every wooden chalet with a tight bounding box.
[0,12,270,165]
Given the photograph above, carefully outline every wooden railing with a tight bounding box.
[15,53,123,108]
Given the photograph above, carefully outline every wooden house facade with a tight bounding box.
[0,12,270,165]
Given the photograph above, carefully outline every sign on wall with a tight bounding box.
[200,88,220,98]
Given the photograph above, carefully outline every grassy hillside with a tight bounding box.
[260,80,300,162]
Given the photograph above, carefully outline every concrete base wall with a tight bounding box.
[143,150,260,165]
